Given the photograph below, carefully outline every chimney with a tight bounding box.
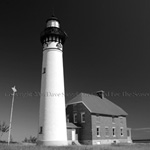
[96,90,105,99]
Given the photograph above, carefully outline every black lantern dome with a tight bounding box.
[40,15,67,45]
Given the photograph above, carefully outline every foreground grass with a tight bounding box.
[0,143,150,150]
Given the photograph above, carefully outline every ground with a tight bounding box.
[0,143,150,150]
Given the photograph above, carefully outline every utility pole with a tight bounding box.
[8,86,17,145]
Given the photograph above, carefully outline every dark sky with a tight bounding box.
[0,0,150,141]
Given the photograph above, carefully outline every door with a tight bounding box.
[72,130,75,141]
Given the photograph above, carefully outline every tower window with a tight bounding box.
[96,126,100,137]
[39,126,43,134]
[42,67,46,74]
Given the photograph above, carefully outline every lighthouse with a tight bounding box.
[37,15,68,146]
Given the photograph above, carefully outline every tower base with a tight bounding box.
[37,140,68,146]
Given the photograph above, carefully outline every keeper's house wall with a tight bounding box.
[91,115,128,144]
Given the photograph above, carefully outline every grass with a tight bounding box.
[0,143,150,150]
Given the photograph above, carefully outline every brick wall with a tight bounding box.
[66,103,92,145]
[91,114,128,143]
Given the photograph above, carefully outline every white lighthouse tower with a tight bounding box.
[37,15,68,146]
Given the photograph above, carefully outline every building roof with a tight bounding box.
[67,93,128,116]
[67,122,80,129]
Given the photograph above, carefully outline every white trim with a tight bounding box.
[82,101,91,112]
[92,139,130,145]
[81,112,85,123]
[66,101,82,108]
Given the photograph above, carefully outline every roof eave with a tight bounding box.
[66,101,92,113]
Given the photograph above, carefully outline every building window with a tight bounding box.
[127,129,130,137]
[112,117,115,124]
[120,117,123,124]
[56,37,59,42]
[49,36,52,41]
[96,115,101,122]
[67,114,69,122]
[105,127,109,137]
[46,38,48,42]
[73,113,77,123]
[39,126,43,134]
[112,127,116,137]
[127,130,129,137]
[120,128,124,136]
[81,112,85,123]
[96,126,100,137]
[42,67,46,74]
[52,36,55,41]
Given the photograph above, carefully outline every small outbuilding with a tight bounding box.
[67,122,80,145]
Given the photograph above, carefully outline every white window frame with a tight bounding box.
[81,112,85,123]
[73,113,77,123]
[112,127,116,137]
[105,126,109,137]
[96,126,100,137]
[120,127,124,136]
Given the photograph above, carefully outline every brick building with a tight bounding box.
[66,91,132,145]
